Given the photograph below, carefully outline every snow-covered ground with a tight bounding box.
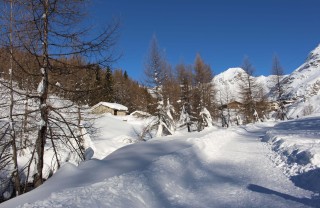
[263,116,320,194]
[2,112,320,208]
[86,114,147,159]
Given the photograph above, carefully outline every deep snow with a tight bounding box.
[2,114,320,208]
[263,116,320,194]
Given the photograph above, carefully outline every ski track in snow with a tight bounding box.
[13,124,318,208]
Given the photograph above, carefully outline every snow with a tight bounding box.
[256,74,287,97]
[130,111,151,117]
[280,44,320,100]
[214,67,245,103]
[3,114,320,207]
[214,67,281,103]
[0,91,88,200]
[213,44,320,124]
[262,117,320,193]
[91,102,128,111]
[37,118,46,129]
[88,113,145,159]
[216,67,245,81]
[36,78,44,94]
[200,107,213,127]
[40,68,45,75]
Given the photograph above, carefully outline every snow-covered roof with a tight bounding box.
[130,111,151,117]
[92,102,128,111]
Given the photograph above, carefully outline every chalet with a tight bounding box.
[227,101,242,109]
[91,102,128,116]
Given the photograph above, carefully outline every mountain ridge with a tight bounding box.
[214,44,320,104]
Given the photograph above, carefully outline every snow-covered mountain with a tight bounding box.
[280,44,320,100]
[214,67,278,103]
[214,44,320,104]
[214,67,245,103]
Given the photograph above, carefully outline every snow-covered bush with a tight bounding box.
[200,107,213,128]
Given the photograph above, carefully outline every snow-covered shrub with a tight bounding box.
[200,107,213,127]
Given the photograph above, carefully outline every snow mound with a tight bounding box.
[89,114,144,159]
[130,111,151,118]
[262,117,320,193]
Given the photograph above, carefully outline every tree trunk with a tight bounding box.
[34,0,49,187]
[9,0,21,196]
[49,127,60,169]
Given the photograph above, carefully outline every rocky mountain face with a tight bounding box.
[214,44,320,104]
[280,44,320,100]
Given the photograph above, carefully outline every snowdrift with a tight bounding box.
[262,117,320,193]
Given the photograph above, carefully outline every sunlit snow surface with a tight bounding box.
[3,114,320,208]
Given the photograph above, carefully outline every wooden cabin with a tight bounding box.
[91,102,128,116]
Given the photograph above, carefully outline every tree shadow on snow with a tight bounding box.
[236,125,273,139]
[146,152,246,208]
[290,168,320,195]
[273,117,320,131]
[247,184,320,207]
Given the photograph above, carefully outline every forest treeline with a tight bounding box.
[0,33,274,133]
[0,48,153,113]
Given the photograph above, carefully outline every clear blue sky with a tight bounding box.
[89,0,320,80]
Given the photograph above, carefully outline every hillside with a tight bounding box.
[280,44,320,100]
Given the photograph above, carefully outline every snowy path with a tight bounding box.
[3,123,318,207]
[189,126,315,207]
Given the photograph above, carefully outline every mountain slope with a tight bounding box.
[214,67,278,103]
[280,44,320,100]
[214,44,320,105]
[214,67,245,103]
